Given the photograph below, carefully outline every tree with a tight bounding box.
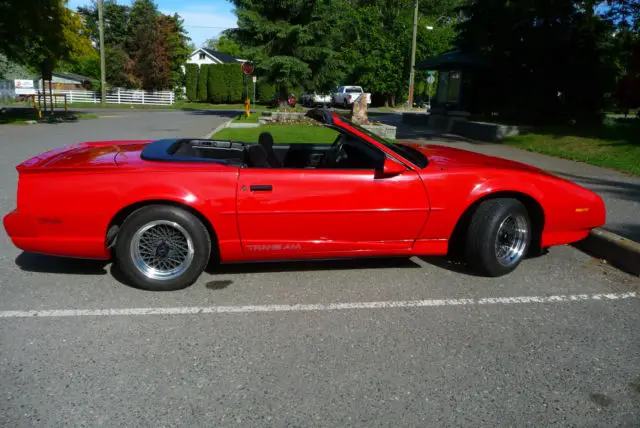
[76,0,189,91]
[1,0,95,81]
[204,32,246,57]
[331,0,457,106]
[455,0,618,123]
[77,0,131,48]
[229,0,343,104]
[0,0,66,66]
[105,47,137,88]
[168,15,191,88]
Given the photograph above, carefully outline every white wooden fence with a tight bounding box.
[33,88,175,106]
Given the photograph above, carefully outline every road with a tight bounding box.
[1,111,639,427]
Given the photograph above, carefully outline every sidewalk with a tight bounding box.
[378,114,640,243]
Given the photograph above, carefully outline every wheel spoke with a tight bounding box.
[494,214,528,267]
[130,220,195,281]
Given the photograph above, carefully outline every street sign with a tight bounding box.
[427,70,436,75]
[252,76,257,83]
[242,62,254,75]
[427,75,435,84]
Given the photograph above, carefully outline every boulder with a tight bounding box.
[351,94,368,124]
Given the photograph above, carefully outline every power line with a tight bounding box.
[182,25,238,29]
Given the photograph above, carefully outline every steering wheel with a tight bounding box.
[321,134,346,168]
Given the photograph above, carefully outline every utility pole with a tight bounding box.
[98,0,106,105]
[407,0,419,108]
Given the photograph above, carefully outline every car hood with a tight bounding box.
[399,142,548,174]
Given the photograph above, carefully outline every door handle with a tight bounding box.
[250,184,273,192]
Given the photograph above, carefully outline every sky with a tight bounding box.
[67,0,238,49]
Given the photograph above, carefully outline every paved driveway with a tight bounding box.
[0,112,639,427]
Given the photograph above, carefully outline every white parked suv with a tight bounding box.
[331,86,371,108]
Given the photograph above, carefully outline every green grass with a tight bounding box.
[232,113,261,123]
[213,124,339,143]
[505,118,640,176]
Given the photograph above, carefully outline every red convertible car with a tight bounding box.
[3,109,605,291]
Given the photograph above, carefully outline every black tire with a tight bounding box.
[114,205,211,291]
[465,198,531,277]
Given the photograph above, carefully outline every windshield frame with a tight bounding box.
[333,113,429,169]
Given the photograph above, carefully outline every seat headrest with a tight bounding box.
[248,144,269,167]
[258,131,274,147]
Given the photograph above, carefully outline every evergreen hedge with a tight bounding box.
[197,64,209,101]
[188,63,279,104]
[185,63,198,101]
[224,63,244,103]
[207,65,226,103]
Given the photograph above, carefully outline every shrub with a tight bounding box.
[256,79,276,104]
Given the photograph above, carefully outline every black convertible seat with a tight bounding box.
[247,144,270,167]
[258,131,282,167]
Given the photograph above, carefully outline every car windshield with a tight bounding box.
[337,115,429,168]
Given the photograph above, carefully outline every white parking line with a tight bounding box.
[0,292,637,319]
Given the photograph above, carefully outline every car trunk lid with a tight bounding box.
[16,140,150,173]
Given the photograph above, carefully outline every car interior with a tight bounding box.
[167,130,385,171]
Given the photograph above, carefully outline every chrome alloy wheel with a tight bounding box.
[130,220,195,281]
[494,214,529,266]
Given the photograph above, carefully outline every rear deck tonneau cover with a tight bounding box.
[140,138,247,166]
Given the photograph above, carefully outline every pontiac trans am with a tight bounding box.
[3,109,606,291]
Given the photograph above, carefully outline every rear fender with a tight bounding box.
[108,182,241,261]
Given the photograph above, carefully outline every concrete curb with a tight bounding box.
[202,119,232,139]
[228,122,260,128]
[573,228,640,276]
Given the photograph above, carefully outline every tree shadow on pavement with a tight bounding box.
[15,252,108,275]
[182,110,240,118]
[546,171,640,203]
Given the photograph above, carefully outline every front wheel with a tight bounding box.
[465,198,531,277]
[114,205,211,291]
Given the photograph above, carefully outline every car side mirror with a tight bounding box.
[376,157,405,178]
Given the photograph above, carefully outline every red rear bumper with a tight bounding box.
[3,209,37,239]
[3,209,110,259]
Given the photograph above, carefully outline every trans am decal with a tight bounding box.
[247,244,302,252]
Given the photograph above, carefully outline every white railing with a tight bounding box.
[33,88,175,106]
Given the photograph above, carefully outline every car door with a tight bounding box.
[236,144,430,259]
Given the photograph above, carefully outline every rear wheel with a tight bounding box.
[114,205,211,291]
[465,198,531,276]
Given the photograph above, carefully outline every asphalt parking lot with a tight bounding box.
[1,111,639,427]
